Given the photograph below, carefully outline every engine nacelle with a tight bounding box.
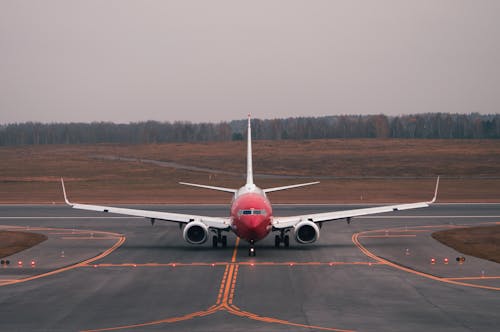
[294,220,320,244]
[183,221,209,244]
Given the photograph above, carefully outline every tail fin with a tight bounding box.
[246,114,254,186]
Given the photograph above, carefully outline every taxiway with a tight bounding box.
[0,204,499,331]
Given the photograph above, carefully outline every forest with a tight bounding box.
[1,113,499,146]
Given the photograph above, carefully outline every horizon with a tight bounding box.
[1,112,498,126]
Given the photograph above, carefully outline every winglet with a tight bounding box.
[429,176,440,204]
[61,178,72,205]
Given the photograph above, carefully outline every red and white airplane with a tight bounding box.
[61,116,439,256]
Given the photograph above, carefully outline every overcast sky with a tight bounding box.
[1,1,499,124]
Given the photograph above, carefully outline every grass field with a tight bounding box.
[0,139,499,203]
[0,231,48,259]
[432,225,500,263]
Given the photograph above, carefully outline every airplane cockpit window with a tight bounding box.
[238,209,267,216]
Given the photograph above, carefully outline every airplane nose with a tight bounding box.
[236,214,271,242]
[242,215,264,229]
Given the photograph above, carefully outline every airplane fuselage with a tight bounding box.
[230,184,273,243]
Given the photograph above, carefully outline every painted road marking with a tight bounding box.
[0,226,125,287]
[83,237,355,332]
[87,261,380,268]
[353,223,500,291]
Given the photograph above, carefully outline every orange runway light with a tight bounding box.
[431,258,436,264]
[444,258,449,264]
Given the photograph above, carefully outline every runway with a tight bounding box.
[0,204,499,331]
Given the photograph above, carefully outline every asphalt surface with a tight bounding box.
[0,203,499,331]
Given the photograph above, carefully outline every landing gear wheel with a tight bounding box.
[274,235,281,248]
[248,240,256,256]
[221,235,227,248]
[284,235,290,248]
[212,235,218,248]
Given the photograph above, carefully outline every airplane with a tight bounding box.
[61,115,440,256]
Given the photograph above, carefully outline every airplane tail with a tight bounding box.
[246,115,320,192]
[246,114,254,186]
[179,115,320,194]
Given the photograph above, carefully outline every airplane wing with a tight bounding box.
[272,177,439,229]
[61,179,231,230]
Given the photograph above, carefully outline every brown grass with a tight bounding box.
[0,139,499,203]
[0,231,48,258]
[432,226,500,263]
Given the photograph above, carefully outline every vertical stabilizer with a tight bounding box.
[246,114,254,185]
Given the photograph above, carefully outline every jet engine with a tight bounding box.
[294,220,320,244]
[183,221,209,244]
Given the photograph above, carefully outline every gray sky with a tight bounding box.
[1,1,499,124]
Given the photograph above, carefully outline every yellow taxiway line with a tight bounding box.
[352,223,500,291]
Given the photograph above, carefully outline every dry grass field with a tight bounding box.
[0,231,48,258]
[0,139,499,203]
[432,225,500,263]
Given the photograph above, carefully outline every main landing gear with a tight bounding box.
[248,240,256,256]
[212,230,227,248]
[274,231,289,248]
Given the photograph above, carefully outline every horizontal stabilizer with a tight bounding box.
[263,181,320,193]
[179,182,237,193]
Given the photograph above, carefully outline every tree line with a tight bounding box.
[0,113,499,146]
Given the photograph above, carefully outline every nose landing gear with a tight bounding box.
[248,240,256,256]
